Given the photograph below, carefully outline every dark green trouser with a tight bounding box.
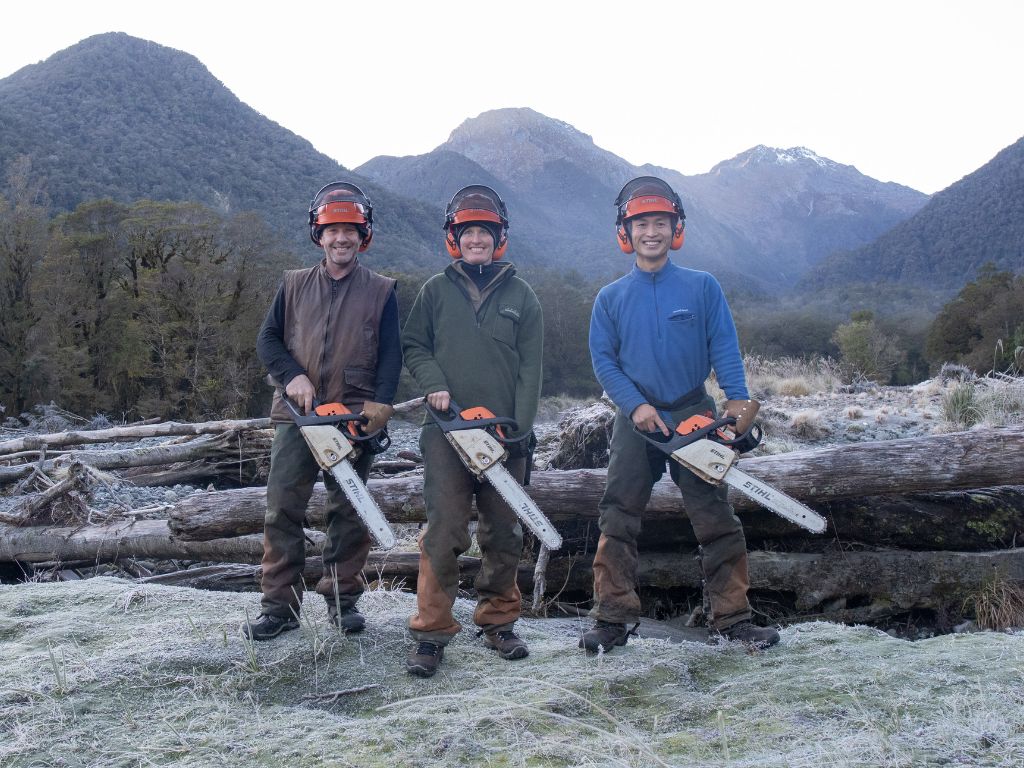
[260,423,373,618]
[408,425,527,645]
[590,396,752,630]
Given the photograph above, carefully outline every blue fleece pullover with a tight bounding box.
[589,259,749,418]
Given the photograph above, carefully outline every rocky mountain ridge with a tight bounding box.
[0,33,951,291]
[361,107,928,288]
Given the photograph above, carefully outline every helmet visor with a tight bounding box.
[615,176,682,224]
[445,185,508,229]
[311,182,372,226]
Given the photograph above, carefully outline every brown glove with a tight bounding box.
[723,398,760,436]
[361,401,394,434]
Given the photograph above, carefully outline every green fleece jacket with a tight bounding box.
[402,261,543,436]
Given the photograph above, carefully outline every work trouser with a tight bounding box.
[260,423,373,618]
[408,425,527,645]
[590,395,752,630]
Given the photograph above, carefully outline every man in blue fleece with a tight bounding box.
[580,176,779,652]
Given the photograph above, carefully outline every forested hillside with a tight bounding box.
[0,32,438,268]
[806,134,1024,289]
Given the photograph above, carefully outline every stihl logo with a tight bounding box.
[742,480,772,500]
[344,479,365,502]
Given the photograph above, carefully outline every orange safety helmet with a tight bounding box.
[613,176,686,254]
[308,181,374,251]
[442,185,510,260]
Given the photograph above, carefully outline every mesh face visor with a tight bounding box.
[310,183,373,227]
[444,185,509,229]
[614,177,684,226]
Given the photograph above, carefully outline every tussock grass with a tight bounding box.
[743,356,844,399]
[3,579,1024,766]
[940,374,1024,430]
[788,410,828,440]
[970,572,1024,631]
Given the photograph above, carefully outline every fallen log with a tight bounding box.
[543,548,1024,615]
[139,554,534,592]
[0,432,272,487]
[133,545,1024,624]
[0,519,321,564]
[163,423,1024,548]
[0,417,272,455]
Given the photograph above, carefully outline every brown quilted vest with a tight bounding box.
[269,260,396,422]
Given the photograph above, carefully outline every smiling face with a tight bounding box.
[458,224,496,266]
[319,222,363,278]
[629,213,674,271]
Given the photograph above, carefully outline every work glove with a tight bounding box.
[361,401,394,435]
[723,398,760,436]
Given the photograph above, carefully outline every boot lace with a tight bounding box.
[415,641,440,657]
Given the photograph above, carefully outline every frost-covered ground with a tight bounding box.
[2,578,1023,767]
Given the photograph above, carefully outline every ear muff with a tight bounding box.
[357,228,373,252]
[671,218,685,250]
[616,224,634,254]
[445,229,461,259]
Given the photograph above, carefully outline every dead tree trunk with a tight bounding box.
[0,432,272,486]
[139,554,534,593]
[165,423,1024,548]
[543,548,1024,617]
[0,519,321,564]
[0,417,272,455]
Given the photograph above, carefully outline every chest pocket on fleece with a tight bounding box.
[666,308,699,340]
[492,305,521,348]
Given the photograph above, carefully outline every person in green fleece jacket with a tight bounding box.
[402,185,543,678]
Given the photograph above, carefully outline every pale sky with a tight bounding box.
[3,0,1023,195]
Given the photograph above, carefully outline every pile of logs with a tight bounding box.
[2,404,1023,628]
[0,417,275,489]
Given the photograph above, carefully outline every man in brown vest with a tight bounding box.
[241,181,401,641]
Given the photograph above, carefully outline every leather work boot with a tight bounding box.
[483,629,529,660]
[328,604,366,633]
[406,641,445,677]
[240,613,299,641]
[579,621,632,653]
[722,620,780,649]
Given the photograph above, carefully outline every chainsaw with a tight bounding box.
[425,399,563,550]
[638,413,827,533]
[278,391,397,549]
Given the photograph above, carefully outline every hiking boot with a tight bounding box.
[579,621,631,653]
[483,629,529,660]
[328,604,365,633]
[722,620,780,649]
[406,641,444,677]
[240,613,298,641]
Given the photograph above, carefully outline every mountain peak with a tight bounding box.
[713,145,841,174]
[440,107,633,186]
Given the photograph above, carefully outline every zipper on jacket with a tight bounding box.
[317,279,339,399]
[653,272,662,340]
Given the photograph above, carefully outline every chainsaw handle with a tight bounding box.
[636,415,736,453]
[275,387,393,447]
[424,397,520,439]
[636,415,763,455]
